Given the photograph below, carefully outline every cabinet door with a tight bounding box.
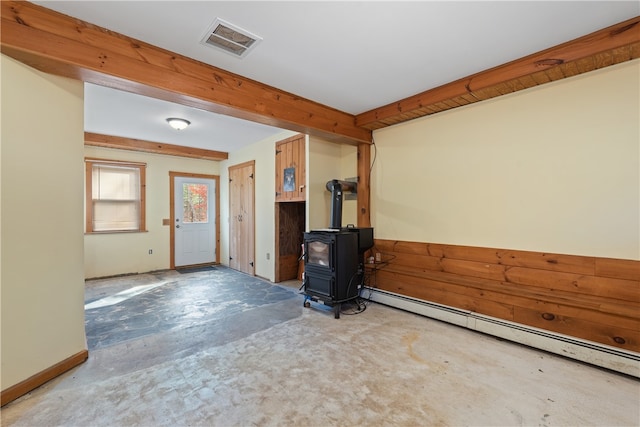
[275,134,305,202]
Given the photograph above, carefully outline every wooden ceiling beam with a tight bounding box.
[84,132,229,161]
[357,16,640,130]
[1,1,371,145]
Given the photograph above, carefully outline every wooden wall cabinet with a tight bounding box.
[275,134,306,282]
[275,134,305,202]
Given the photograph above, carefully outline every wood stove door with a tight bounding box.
[305,273,333,299]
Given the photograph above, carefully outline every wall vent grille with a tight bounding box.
[201,18,262,58]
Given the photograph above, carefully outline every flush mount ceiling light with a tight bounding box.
[201,18,262,58]
[166,118,191,130]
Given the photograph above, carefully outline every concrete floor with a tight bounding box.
[2,266,639,426]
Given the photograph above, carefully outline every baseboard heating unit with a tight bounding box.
[366,288,640,378]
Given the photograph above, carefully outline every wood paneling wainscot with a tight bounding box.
[371,239,640,353]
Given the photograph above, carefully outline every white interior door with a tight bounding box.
[174,176,216,267]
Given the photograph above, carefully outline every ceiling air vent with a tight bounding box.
[201,18,262,58]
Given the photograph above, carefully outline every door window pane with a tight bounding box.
[183,183,208,223]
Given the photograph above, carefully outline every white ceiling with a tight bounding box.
[84,83,287,152]
[33,1,640,153]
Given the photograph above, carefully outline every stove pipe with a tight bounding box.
[326,179,357,229]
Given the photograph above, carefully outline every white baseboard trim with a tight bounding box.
[365,288,640,378]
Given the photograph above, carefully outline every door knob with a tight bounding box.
[176,224,180,228]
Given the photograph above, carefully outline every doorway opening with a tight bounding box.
[275,202,305,282]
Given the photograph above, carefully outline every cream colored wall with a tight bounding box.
[372,60,640,260]
[340,144,358,227]
[84,146,221,278]
[307,137,357,230]
[1,55,87,390]
[220,130,298,282]
[308,137,341,229]
[218,134,356,282]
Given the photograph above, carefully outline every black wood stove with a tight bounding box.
[302,180,373,318]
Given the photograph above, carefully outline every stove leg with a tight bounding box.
[334,304,340,319]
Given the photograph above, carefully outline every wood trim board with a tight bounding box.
[86,133,229,161]
[356,17,640,130]
[1,350,88,406]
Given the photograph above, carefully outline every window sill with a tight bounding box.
[85,230,148,235]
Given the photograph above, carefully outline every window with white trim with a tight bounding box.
[85,158,146,233]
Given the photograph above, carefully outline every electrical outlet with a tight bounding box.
[266,253,270,260]
[148,249,153,255]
